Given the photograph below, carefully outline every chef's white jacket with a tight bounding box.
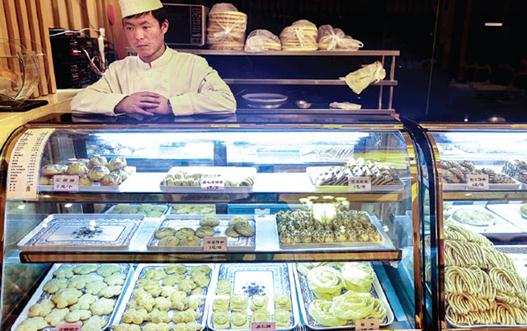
[71,47,236,116]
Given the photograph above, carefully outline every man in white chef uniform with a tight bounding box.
[71,0,236,116]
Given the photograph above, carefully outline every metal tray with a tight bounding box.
[486,203,527,233]
[160,166,256,193]
[18,214,143,251]
[147,215,256,252]
[294,263,395,330]
[38,167,137,192]
[277,214,389,250]
[11,263,134,331]
[112,263,217,331]
[306,166,403,193]
[446,205,522,236]
[105,204,169,218]
[207,263,300,331]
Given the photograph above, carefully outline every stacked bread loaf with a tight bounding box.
[244,29,281,52]
[279,20,318,51]
[207,3,247,50]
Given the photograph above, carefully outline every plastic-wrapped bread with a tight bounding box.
[244,29,281,52]
[207,3,247,50]
[343,61,386,94]
[317,25,364,51]
[280,20,318,51]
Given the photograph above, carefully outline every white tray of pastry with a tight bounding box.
[485,203,527,233]
[111,263,217,331]
[446,205,523,237]
[293,262,394,330]
[38,166,136,192]
[207,263,300,331]
[160,167,256,193]
[17,214,143,252]
[276,213,389,250]
[147,215,256,252]
[11,263,134,331]
[306,166,403,193]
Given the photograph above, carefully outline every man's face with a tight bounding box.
[123,12,168,61]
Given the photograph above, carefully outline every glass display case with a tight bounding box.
[421,124,527,330]
[1,121,422,330]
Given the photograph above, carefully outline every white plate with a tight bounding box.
[242,93,288,104]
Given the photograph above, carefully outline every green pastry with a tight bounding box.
[213,311,230,329]
[200,215,219,227]
[192,273,210,288]
[155,227,177,239]
[230,294,248,312]
[252,309,270,322]
[274,294,292,311]
[225,226,240,238]
[195,226,216,238]
[230,311,249,329]
[175,228,196,240]
[274,310,291,327]
[251,295,268,311]
[213,296,230,312]
[158,236,180,247]
[164,264,187,275]
[216,280,232,295]
[233,221,255,237]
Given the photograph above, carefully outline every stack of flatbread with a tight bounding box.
[207,3,247,50]
[279,20,318,51]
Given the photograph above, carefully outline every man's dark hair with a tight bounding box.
[124,7,168,26]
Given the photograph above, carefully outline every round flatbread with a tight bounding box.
[452,208,498,227]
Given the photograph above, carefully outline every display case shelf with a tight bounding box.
[442,190,527,201]
[223,78,398,86]
[174,49,401,57]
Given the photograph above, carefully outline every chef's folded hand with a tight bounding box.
[114,92,161,116]
[144,94,172,115]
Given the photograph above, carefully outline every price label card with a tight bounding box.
[348,176,372,192]
[6,128,55,200]
[57,322,82,331]
[355,319,380,331]
[466,174,489,190]
[251,322,276,331]
[53,175,79,192]
[200,174,225,190]
[203,236,227,252]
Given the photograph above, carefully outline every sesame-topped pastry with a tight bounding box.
[108,157,127,171]
[100,173,123,186]
[87,166,110,181]
[89,155,108,168]
[41,164,67,176]
[67,162,89,176]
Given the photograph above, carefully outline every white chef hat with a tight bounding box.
[119,0,163,18]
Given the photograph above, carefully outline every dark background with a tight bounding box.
[163,0,527,122]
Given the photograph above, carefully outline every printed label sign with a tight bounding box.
[6,128,55,200]
[251,322,276,331]
[57,322,82,331]
[355,318,380,331]
[203,236,227,252]
[348,176,372,192]
[200,174,225,190]
[466,174,489,190]
[53,175,79,192]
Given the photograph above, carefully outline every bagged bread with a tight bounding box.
[244,29,281,52]
[343,61,386,94]
[317,25,364,51]
[280,19,318,51]
[207,3,247,50]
